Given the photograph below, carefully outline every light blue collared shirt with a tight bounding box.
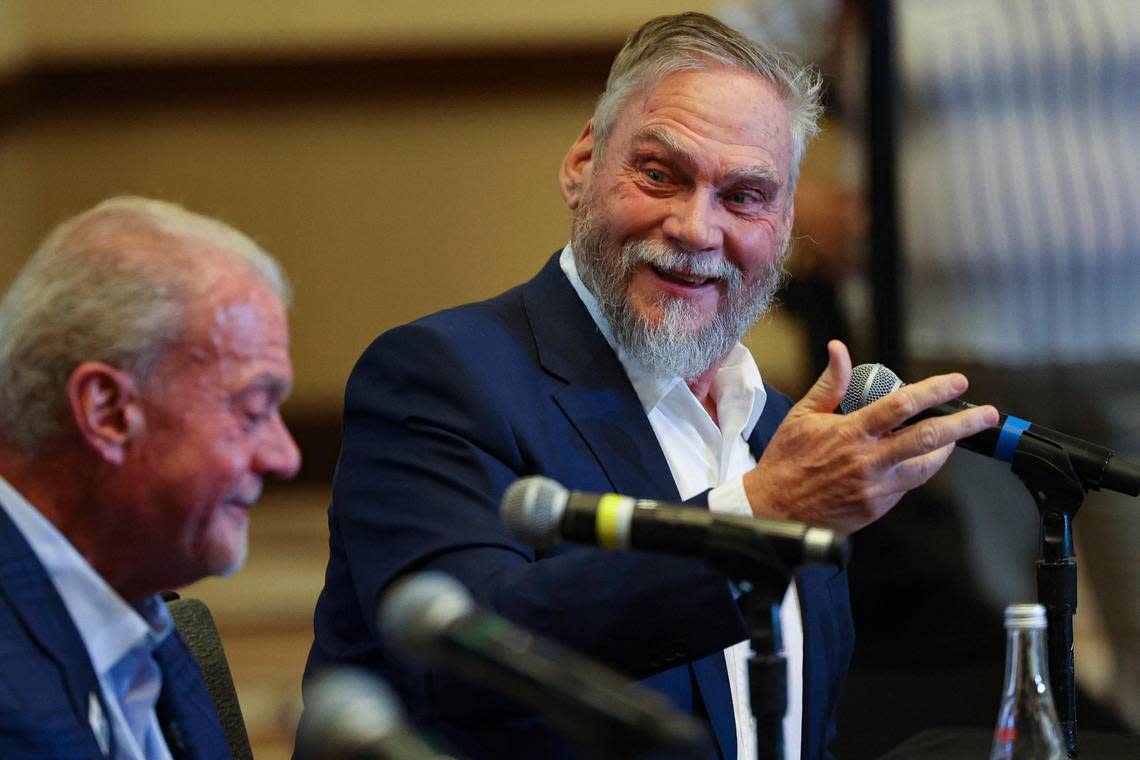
[0,474,174,760]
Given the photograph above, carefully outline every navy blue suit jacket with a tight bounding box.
[304,254,853,759]
[0,504,232,759]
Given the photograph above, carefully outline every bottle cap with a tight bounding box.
[1004,603,1047,629]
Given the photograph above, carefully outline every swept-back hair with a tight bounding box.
[591,12,823,189]
[0,196,290,454]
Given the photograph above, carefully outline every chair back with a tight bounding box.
[167,596,254,760]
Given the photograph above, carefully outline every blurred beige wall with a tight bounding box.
[5,0,801,422]
[0,6,809,756]
[0,0,811,426]
[2,83,592,410]
[0,2,27,75]
[18,0,708,57]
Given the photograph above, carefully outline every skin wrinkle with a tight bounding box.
[0,197,303,606]
[569,68,794,386]
[126,266,298,589]
[630,126,783,197]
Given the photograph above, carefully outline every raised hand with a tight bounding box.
[743,340,999,533]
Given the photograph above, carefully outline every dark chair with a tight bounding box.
[165,594,255,760]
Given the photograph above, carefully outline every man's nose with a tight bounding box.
[257,412,302,481]
[662,189,723,252]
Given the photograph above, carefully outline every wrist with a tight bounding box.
[743,467,786,520]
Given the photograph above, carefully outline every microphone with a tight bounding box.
[295,667,441,760]
[500,476,850,578]
[841,363,1140,496]
[379,571,711,760]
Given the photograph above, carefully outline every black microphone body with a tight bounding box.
[922,401,1140,494]
[844,364,1140,496]
[562,492,850,576]
[501,477,851,581]
[380,572,710,760]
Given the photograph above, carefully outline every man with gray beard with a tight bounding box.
[302,13,996,760]
[571,199,786,383]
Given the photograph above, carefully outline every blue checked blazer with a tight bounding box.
[0,504,232,759]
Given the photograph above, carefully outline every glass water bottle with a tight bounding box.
[990,603,1065,759]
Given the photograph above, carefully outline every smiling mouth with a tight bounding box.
[224,494,261,510]
[649,264,716,287]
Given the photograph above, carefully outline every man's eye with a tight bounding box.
[242,408,272,428]
[644,168,667,183]
[726,190,759,205]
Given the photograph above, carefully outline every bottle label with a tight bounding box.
[994,725,1018,744]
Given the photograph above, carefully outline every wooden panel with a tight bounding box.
[0,5,813,482]
[0,49,607,410]
[0,2,27,76]
[18,0,714,60]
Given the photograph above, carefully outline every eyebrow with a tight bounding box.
[631,126,782,188]
[242,371,292,400]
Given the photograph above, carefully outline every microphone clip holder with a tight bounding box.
[701,521,797,582]
[1009,434,1087,758]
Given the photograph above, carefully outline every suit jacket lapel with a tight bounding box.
[690,652,737,760]
[524,253,680,501]
[0,503,116,758]
[524,255,740,758]
[153,630,228,760]
[747,388,792,459]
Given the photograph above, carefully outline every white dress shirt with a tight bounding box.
[0,474,174,760]
[560,245,804,760]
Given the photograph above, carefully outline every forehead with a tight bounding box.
[162,264,292,390]
[610,67,793,179]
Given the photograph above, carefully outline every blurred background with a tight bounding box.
[1,2,815,757]
[1,1,1135,757]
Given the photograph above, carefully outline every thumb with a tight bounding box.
[795,340,852,414]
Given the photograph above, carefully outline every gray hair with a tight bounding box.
[0,196,291,455]
[591,12,823,191]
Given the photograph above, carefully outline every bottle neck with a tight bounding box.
[1002,626,1051,700]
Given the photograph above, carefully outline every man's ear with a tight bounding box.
[559,119,597,210]
[66,362,143,465]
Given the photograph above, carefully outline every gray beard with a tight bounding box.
[572,202,787,381]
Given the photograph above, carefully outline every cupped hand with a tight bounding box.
[743,340,999,533]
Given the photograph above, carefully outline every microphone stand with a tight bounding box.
[740,592,786,760]
[703,524,797,760]
[1008,436,1088,758]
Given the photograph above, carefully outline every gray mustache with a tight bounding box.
[622,241,738,281]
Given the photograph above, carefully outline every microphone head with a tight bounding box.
[841,363,904,414]
[379,571,474,658]
[500,475,569,550]
[295,667,406,760]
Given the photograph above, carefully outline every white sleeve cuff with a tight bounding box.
[707,476,753,517]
